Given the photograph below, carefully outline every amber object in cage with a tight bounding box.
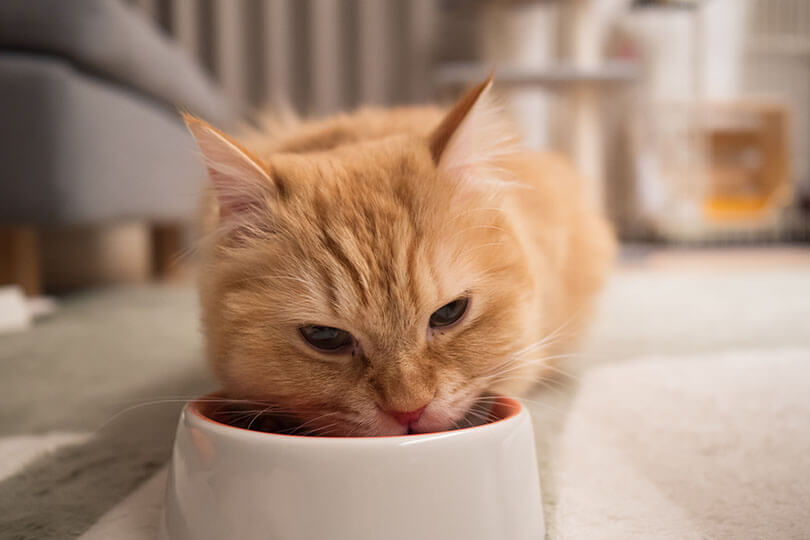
[702,102,792,222]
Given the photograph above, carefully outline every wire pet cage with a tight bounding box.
[625,0,809,244]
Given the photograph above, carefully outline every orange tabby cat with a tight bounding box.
[185,77,615,436]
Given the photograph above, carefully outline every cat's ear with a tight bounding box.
[428,74,516,184]
[183,113,277,220]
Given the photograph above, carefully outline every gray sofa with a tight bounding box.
[0,0,237,293]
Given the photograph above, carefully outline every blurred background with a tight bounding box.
[2,3,810,536]
[1,0,809,298]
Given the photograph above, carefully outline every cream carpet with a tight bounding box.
[539,348,810,539]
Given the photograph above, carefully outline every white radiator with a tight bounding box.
[129,0,438,115]
[745,0,810,193]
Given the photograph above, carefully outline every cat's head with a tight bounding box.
[188,78,537,436]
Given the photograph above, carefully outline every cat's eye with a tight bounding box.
[429,297,469,328]
[299,325,354,352]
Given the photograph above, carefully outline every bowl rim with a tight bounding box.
[187,392,525,442]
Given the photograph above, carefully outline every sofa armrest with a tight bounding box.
[0,0,237,129]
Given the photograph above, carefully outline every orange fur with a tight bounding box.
[186,79,615,436]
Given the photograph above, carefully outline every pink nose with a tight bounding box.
[389,405,427,426]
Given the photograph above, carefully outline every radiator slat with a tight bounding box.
[171,0,200,60]
[310,0,345,114]
[357,0,393,105]
[263,0,293,108]
[212,0,247,108]
[406,0,439,102]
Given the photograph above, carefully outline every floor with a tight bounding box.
[525,247,810,537]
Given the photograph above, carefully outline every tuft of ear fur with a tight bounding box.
[183,113,278,221]
[428,74,519,190]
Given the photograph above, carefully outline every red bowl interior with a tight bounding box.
[189,392,522,439]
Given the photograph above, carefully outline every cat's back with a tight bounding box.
[504,149,615,340]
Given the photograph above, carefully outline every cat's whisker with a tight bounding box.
[457,416,475,429]
[222,411,270,424]
[303,422,340,437]
[538,362,588,381]
[482,364,568,394]
[345,417,373,438]
[493,353,585,374]
[227,410,270,425]
[214,408,300,416]
[246,404,278,430]
[448,206,508,223]
[109,396,273,406]
[508,360,589,387]
[462,404,497,424]
[342,420,361,437]
[284,411,341,435]
[460,412,490,427]
[513,326,577,359]
[458,241,505,258]
[484,323,589,374]
[504,309,590,364]
[448,224,509,243]
[483,352,582,382]
[95,397,307,434]
[484,371,570,393]
[172,224,225,265]
[507,320,580,360]
[96,398,267,432]
[486,375,572,399]
[471,394,569,417]
[345,414,380,437]
[439,404,465,428]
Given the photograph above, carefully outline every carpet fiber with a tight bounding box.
[549,348,810,539]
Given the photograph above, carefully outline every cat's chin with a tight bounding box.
[320,421,453,437]
[372,409,468,437]
[354,423,455,437]
[310,414,463,437]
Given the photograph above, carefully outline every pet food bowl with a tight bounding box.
[159,393,544,540]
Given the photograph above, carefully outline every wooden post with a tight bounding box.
[0,226,41,296]
[150,223,183,280]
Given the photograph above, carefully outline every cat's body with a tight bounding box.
[188,78,614,436]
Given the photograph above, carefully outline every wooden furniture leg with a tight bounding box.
[0,226,41,296]
[151,223,183,280]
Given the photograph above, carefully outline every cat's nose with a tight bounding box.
[389,405,427,426]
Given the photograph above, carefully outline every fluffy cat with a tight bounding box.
[185,76,615,436]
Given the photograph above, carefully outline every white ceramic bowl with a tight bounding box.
[159,394,544,540]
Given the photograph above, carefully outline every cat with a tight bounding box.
[184,76,615,436]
